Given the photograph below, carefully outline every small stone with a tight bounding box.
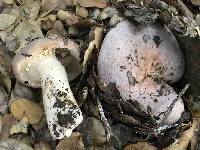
[77,7,89,18]
[191,0,200,6]
[56,132,85,150]
[68,26,79,35]
[10,98,43,124]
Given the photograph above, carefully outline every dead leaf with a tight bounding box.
[0,139,33,150]
[10,98,43,124]
[163,121,198,150]
[77,0,107,8]
[0,114,18,140]
[10,117,28,135]
[56,132,85,150]
[19,0,40,20]
[57,10,79,25]
[12,20,43,53]
[124,142,157,150]
[0,14,16,31]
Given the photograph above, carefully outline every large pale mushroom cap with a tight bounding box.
[97,20,185,124]
[98,20,184,85]
[12,37,81,88]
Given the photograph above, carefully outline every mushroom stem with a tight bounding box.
[38,56,83,139]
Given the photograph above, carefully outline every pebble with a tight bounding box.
[10,98,43,124]
[56,132,85,150]
[77,7,89,18]
[68,26,79,35]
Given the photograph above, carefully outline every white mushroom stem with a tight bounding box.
[38,55,83,139]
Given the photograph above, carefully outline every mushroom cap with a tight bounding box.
[97,20,184,84]
[118,77,184,124]
[97,20,185,124]
[12,37,81,88]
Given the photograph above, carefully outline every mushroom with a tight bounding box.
[12,36,83,139]
[97,20,185,124]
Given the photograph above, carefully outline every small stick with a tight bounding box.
[96,97,112,141]
[160,84,190,125]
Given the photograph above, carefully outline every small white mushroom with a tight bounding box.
[97,20,185,124]
[12,37,83,139]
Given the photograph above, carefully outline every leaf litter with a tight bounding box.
[0,0,199,149]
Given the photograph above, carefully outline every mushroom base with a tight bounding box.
[38,56,83,139]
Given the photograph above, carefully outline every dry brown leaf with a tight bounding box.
[10,98,43,124]
[56,132,85,150]
[163,121,198,150]
[77,0,107,8]
[124,142,157,150]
